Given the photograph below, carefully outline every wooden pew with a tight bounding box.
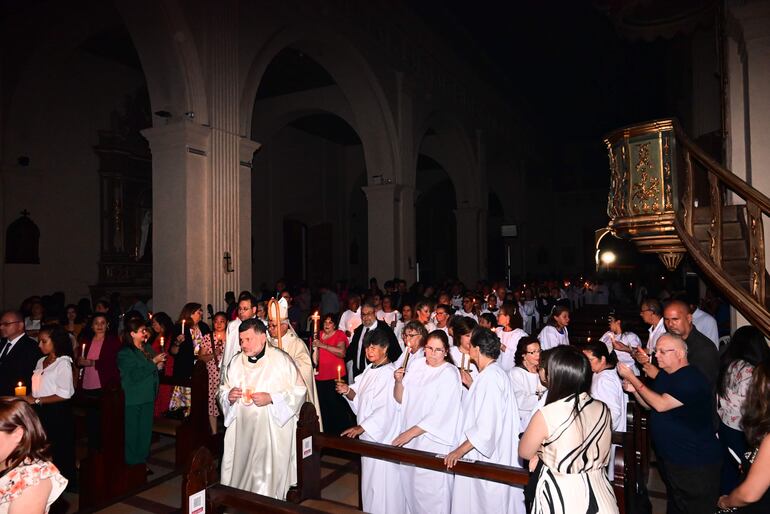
[183,402,632,514]
[156,359,220,469]
[75,386,147,509]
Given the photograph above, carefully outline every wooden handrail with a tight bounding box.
[314,433,529,486]
[673,121,770,214]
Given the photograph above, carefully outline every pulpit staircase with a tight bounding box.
[605,119,770,336]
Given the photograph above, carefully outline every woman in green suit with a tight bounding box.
[117,318,167,466]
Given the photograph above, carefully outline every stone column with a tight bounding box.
[455,206,481,286]
[237,138,262,296]
[363,183,398,283]
[142,122,211,314]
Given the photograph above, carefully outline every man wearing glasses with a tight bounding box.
[0,310,42,396]
[619,334,721,514]
[345,302,400,381]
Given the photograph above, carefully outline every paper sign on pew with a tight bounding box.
[189,489,205,514]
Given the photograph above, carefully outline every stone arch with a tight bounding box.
[240,24,398,184]
[116,0,208,124]
[414,112,480,208]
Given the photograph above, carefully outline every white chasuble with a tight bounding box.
[451,362,525,514]
[399,358,462,514]
[346,363,405,514]
[270,329,321,428]
[219,346,307,500]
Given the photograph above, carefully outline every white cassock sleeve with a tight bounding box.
[414,366,462,446]
[355,373,395,442]
[269,372,307,427]
[591,373,624,432]
[220,387,239,428]
[465,371,519,458]
[509,368,540,421]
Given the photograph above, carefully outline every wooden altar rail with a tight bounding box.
[183,402,640,514]
[157,359,220,468]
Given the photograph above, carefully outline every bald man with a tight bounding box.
[633,300,719,387]
[619,334,721,514]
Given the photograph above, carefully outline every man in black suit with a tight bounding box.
[0,310,42,396]
[345,301,400,381]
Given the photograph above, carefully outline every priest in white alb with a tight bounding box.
[445,327,526,514]
[219,318,307,499]
[267,297,321,427]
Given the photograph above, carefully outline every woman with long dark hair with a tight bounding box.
[519,345,617,513]
[717,360,770,512]
[168,303,210,415]
[0,398,68,511]
[717,326,770,493]
[537,305,570,350]
[496,302,528,371]
[149,312,175,417]
[25,325,76,487]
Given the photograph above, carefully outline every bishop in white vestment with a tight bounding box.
[267,298,321,428]
[219,319,307,500]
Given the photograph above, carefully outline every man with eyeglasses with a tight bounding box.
[345,302,400,381]
[619,334,721,514]
[0,310,42,396]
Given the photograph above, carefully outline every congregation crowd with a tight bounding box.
[0,277,769,513]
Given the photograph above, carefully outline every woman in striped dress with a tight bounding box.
[519,345,618,514]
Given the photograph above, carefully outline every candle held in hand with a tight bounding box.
[81,343,86,358]
[14,382,26,396]
[181,319,186,334]
[337,365,342,382]
[402,350,410,372]
[160,336,165,351]
[311,311,320,336]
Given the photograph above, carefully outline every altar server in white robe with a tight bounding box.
[496,303,529,371]
[337,329,404,514]
[446,327,526,514]
[449,317,480,399]
[219,319,307,499]
[393,330,462,514]
[538,305,570,350]
[582,342,627,432]
[393,320,427,369]
[509,336,547,431]
[267,297,321,427]
[220,293,257,385]
[599,312,640,376]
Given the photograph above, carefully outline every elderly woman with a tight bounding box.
[393,330,462,514]
[583,341,627,433]
[314,313,353,435]
[446,328,525,514]
[510,336,546,431]
[0,398,68,512]
[336,329,404,514]
[520,346,617,514]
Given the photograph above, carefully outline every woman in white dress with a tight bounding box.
[538,305,570,350]
[393,330,462,514]
[337,329,404,514]
[509,336,547,431]
[582,342,627,433]
[446,327,526,514]
[449,317,479,397]
[599,312,640,376]
[497,303,528,371]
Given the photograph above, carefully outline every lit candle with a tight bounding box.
[337,365,342,382]
[14,382,26,396]
[460,353,466,370]
[181,319,186,334]
[81,343,86,358]
[148,312,153,320]
[160,336,165,352]
[402,349,410,372]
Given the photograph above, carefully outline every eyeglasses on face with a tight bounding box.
[656,348,678,356]
[0,321,22,326]
[424,346,446,354]
[402,332,420,339]
[525,349,541,355]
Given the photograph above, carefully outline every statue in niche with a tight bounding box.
[5,210,40,264]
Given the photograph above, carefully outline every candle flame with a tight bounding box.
[17,381,22,387]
